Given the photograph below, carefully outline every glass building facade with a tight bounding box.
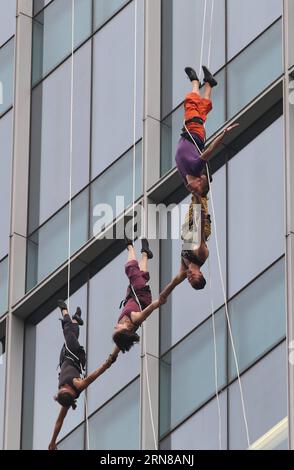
[1,0,294,451]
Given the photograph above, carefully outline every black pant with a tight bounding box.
[59,316,86,369]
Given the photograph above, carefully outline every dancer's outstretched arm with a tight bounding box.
[201,123,239,162]
[48,406,69,450]
[81,352,119,390]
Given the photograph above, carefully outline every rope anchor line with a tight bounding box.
[67,0,90,451]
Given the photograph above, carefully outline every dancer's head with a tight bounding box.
[187,263,206,290]
[54,386,77,409]
[187,175,209,197]
[112,321,140,353]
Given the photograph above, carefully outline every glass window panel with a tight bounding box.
[160,167,226,354]
[160,392,227,450]
[91,0,144,179]
[161,0,225,118]
[26,188,89,290]
[0,111,13,259]
[0,0,16,47]
[227,20,283,119]
[57,423,84,450]
[160,308,226,437]
[161,69,225,177]
[0,257,8,317]
[227,0,282,60]
[229,258,286,380]
[29,41,91,231]
[0,325,6,450]
[27,139,142,291]
[90,141,142,238]
[0,38,14,115]
[31,286,87,449]
[228,117,284,296]
[93,0,129,30]
[229,342,287,449]
[32,0,92,83]
[87,247,140,414]
[89,379,140,450]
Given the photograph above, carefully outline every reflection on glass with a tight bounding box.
[229,343,287,449]
[0,257,8,316]
[32,0,92,84]
[91,0,144,179]
[160,309,226,437]
[26,189,89,291]
[229,258,285,381]
[0,325,6,450]
[0,38,14,115]
[161,0,226,118]
[26,141,143,291]
[58,423,85,450]
[90,141,142,237]
[89,379,140,450]
[227,20,282,118]
[161,69,225,177]
[160,393,228,450]
[227,0,282,60]
[93,0,129,30]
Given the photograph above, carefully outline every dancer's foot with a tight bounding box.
[141,238,153,259]
[72,306,83,326]
[185,66,199,82]
[202,66,218,88]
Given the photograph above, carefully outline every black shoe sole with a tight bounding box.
[141,249,153,260]
[72,315,84,326]
[202,66,218,88]
[185,67,199,82]
[57,300,68,311]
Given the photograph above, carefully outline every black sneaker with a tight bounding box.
[141,238,153,260]
[202,66,218,88]
[72,307,84,326]
[124,223,137,247]
[57,300,68,312]
[185,66,199,82]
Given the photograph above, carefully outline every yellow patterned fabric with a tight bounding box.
[181,194,212,244]
[188,195,211,241]
[200,195,211,241]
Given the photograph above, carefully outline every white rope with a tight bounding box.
[205,163,250,447]
[84,392,90,450]
[183,121,250,446]
[63,337,90,450]
[207,257,222,450]
[130,0,157,450]
[207,0,214,69]
[67,0,90,450]
[67,0,75,312]
[132,0,138,241]
[130,285,157,450]
[198,0,208,79]
[206,1,222,450]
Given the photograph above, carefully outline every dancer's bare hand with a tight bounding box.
[48,442,58,450]
[224,123,239,134]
